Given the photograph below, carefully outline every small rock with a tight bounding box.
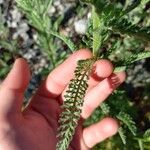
[0,0,3,4]
[74,19,88,35]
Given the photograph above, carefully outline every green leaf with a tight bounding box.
[123,0,142,14]
[109,18,150,42]
[143,129,150,138]
[138,140,144,150]
[0,67,10,78]
[114,51,150,72]
[118,127,127,144]
[56,58,95,150]
[92,6,102,57]
[117,112,137,136]
[114,66,127,73]
[50,31,77,52]
[43,0,53,16]
[100,102,110,115]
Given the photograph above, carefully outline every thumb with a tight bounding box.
[0,58,30,118]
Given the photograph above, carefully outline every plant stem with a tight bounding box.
[43,0,53,16]
[45,33,56,68]
[138,140,144,150]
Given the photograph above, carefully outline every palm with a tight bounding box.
[17,104,58,150]
[2,95,82,150]
[0,50,125,150]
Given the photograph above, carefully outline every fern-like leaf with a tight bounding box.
[143,129,150,138]
[114,51,150,72]
[56,58,95,150]
[50,31,77,52]
[142,129,150,142]
[100,102,110,115]
[109,18,150,42]
[117,111,137,136]
[118,127,127,144]
[138,139,144,150]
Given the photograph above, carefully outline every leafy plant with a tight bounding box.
[57,58,95,150]
[16,0,76,69]
[56,1,150,149]
[0,7,19,78]
[0,0,150,149]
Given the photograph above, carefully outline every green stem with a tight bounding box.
[49,31,76,52]
[138,140,144,150]
[45,33,56,68]
[43,0,53,16]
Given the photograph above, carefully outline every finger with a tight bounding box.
[24,49,92,126]
[27,50,113,124]
[0,58,30,117]
[36,50,113,99]
[60,59,113,103]
[83,118,119,148]
[82,72,126,119]
[36,49,92,98]
[88,59,113,90]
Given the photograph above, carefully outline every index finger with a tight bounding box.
[36,49,113,99]
[37,49,92,98]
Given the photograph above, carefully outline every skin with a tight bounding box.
[0,49,126,150]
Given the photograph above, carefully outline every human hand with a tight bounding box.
[0,49,126,150]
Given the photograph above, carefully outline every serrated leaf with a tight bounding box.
[117,111,137,136]
[143,129,150,138]
[100,102,110,115]
[56,58,95,150]
[50,31,76,52]
[118,127,127,144]
[114,51,150,72]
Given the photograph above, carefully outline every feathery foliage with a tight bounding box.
[117,111,137,136]
[100,102,110,115]
[56,58,95,150]
[0,0,149,149]
[56,58,95,149]
[114,51,150,72]
[118,127,127,145]
[0,7,19,78]
[143,129,150,139]
[16,0,75,68]
[15,0,149,149]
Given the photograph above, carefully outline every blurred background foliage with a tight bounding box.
[0,0,150,149]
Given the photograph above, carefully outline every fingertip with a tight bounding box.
[83,117,119,148]
[14,58,30,73]
[2,58,31,91]
[100,117,119,135]
[13,58,31,89]
[92,59,113,80]
[49,49,92,80]
[45,49,93,97]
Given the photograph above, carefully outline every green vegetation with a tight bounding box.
[0,0,150,149]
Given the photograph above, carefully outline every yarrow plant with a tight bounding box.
[55,0,150,149]
[0,0,149,149]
